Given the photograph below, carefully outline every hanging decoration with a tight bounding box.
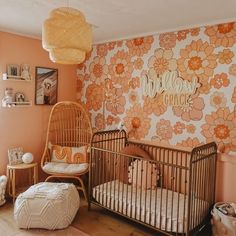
[42,7,92,64]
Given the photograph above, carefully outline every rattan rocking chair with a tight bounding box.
[41,101,92,201]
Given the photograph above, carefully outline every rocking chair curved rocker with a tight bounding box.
[41,101,92,200]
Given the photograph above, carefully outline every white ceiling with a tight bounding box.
[0,0,236,44]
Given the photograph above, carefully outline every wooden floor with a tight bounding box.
[0,198,212,236]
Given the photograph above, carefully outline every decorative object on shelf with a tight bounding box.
[42,7,92,64]
[20,64,31,80]
[1,88,14,107]
[7,64,20,77]
[15,92,25,103]
[35,67,58,105]
[0,175,7,206]
[8,147,24,165]
[22,152,34,164]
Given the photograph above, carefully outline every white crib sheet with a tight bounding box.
[92,180,208,233]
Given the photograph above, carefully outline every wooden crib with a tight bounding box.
[89,130,217,236]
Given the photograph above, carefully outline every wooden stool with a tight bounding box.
[7,163,38,202]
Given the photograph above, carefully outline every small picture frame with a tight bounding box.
[20,64,31,80]
[7,64,20,76]
[15,92,25,103]
[8,147,24,165]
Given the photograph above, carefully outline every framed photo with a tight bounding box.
[35,67,58,105]
[8,147,23,165]
[15,92,25,103]
[7,64,20,76]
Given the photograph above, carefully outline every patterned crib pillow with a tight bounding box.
[128,159,159,190]
[50,144,88,164]
[118,145,152,184]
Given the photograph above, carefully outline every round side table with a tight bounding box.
[7,162,38,202]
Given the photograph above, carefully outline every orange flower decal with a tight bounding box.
[129,91,138,104]
[85,83,103,111]
[201,108,236,152]
[129,77,140,89]
[229,64,236,76]
[173,122,185,134]
[96,43,108,57]
[124,104,151,140]
[159,32,177,49]
[210,73,229,89]
[134,58,144,70]
[198,80,211,95]
[177,138,202,148]
[186,124,196,134]
[177,30,189,41]
[148,48,177,75]
[143,95,167,116]
[76,76,84,100]
[205,22,236,47]
[218,49,234,64]
[106,87,126,115]
[126,36,154,56]
[178,39,217,82]
[108,50,134,92]
[210,91,227,109]
[189,27,200,36]
[95,113,105,131]
[89,56,108,83]
[232,87,236,103]
[173,94,205,121]
[156,119,173,141]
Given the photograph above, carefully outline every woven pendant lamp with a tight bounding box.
[42,7,92,64]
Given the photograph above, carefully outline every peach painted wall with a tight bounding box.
[78,22,236,202]
[0,31,77,181]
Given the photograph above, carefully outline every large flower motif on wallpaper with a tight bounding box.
[205,22,236,47]
[156,119,173,141]
[89,56,108,83]
[173,93,205,122]
[124,104,151,140]
[210,73,229,89]
[95,113,105,131]
[201,108,236,152]
[106,115,120,126]
[76,75,84,100]
[232,87,236,103]
[178,39,217,83]
[96,43,108,57]
[148,48,177,75]
[218,49,234,64]
[177,138,202,148]
[129,77,140,89]
[108,50,134,92]
[173,122,185,135]
[85,83,103,111]
[106,87,126,115]
[210,91,227,109]
[143,94,167,116]
[159,32,177,49]
[229,64,236,76]
[126,36,154,57]
[129,91,139,104]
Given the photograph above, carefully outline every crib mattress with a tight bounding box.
[92,180,208,233]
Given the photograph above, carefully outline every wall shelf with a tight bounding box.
[2,101,32,108]
[2,73,31,82]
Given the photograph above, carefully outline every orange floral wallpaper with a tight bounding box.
[77,22,236,152]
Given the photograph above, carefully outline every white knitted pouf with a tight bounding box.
[14,182,80,229]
